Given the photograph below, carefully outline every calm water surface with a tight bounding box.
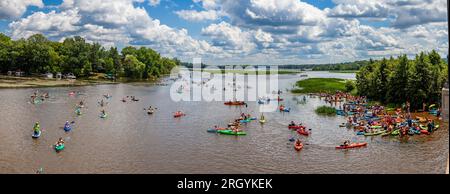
[0,71,448,173]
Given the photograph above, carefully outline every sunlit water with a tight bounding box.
[0,71,448,174]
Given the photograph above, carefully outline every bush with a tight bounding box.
[315,106,336,116]
[345,80,355,92]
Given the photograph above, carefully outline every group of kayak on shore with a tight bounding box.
[328,92,443,148]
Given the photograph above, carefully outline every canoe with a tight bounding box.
[54,144,65,151]
[217,130,246,136]
[335,142,367,149]
[363,130,385,136]
[32,131,41,138]
[297,129,309,136]
[294,143,304,151]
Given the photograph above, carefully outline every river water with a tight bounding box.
[0,71,448,174]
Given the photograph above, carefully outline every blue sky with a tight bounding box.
[0,0,447,65]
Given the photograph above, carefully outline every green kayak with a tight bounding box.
[391,130,400,136]
[419,124,439,130]
[54,144,65,151]
[370,125,382,129]
[217,130,247,136]
[364,130,385,136]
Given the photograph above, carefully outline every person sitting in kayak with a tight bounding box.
[100,99,104,107]
[260,114,265,120]
[64,121,70,128]
[342,140,350,147]
[295,139,302,146]
[289,121,296,127]
[33,122,41,135]
[79,100,84,106]
[55,138,64,147]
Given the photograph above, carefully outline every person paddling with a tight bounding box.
[33,122,41,135]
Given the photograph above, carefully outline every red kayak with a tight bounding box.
[335,142,367,149]
[288,125,304,130]
[224,101,245,105]
[294,143,303,151]
[420,130,430,135]
[297,129,309,136]
[173,113,186,118]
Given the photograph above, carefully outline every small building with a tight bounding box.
[56,72,62,80]
[43,72,53,79]
[15,71,25,77]
[7,71,13,76]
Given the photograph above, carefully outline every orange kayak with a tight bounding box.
[335,142,367,149]
[294,143,303,151]
[174,113,186,118]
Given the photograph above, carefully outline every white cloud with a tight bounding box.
[149,0,160,7]
[0,0,44,20]
[175,10,220,22]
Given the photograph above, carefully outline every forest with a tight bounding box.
[356,51,448,110]
[0,33,180,79]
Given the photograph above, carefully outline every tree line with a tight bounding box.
[0,33,180,79]
[356,51,448,110]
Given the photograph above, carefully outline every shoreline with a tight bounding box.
[0,75,166,89]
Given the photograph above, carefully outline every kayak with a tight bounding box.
[288,137,295,142]
[408,129,416,135]
[288,125,304,130]
[370,125,382,129]
[217,130,246,136]
[419,124,439,131]
[54,144,65,152]
[381,131,391,137]
[174,113,186,118]
[335,142,367,149]
[147,111,154,115]
[259,119,266,124]
[207,128,218,133]
[100,113,108,118]
[363,130,385,136]
[297,129,309,136]
[32,131,41,138]
[250,117,257,120]
[279,107,291,112]
[294,143,303,151]
[64,126,72,132]
[391,130,400,136]
[356,131,365,135]
[240,118,251,123]
[420,130,431,135]
[224,101,245,105]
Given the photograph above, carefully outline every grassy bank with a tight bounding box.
[291,78,347,94]
[329,70,359,73]
[315,106,336,116]
[196,69,302,75]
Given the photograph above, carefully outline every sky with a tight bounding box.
[0,0,448,65]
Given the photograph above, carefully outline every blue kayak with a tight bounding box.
[240,119,251,123]
[207,128,217,133]
[356,131,365,135]
[32,130,41,138]
[64,126,72,132]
